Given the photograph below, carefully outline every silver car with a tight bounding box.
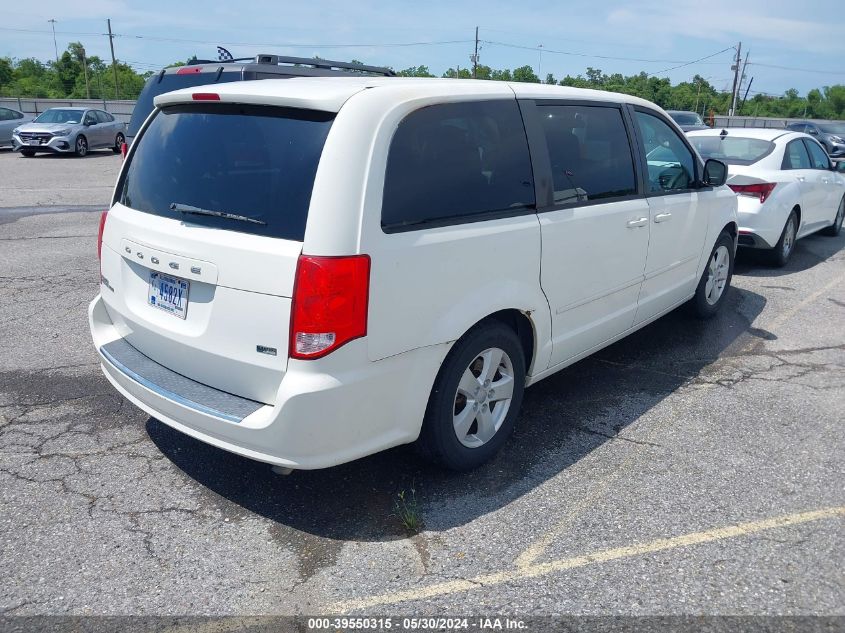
[12,107,126,157]
[0,106,33,148]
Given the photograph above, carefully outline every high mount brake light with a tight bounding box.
[290,255,370,360]
[728,182,777,204]
[191,93,220,101]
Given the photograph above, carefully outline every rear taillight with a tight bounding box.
[290,255,370,360]
[97,210,108,260]
[729,182,777,204]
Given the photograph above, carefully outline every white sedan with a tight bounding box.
[688,128,845,266]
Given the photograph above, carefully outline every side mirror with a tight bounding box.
[809,128,819,135]
[835,161,845,173]
[702,159,728,187]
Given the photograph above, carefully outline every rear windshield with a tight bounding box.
[119,104,334,241]
[689,136,775,165]
[670,112,703,126]
[128,71,242,137]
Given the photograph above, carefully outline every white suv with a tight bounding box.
[89,78,737,471]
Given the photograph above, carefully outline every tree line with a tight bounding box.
[2,42,844,120]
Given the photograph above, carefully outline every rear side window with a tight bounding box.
[119,104,334,241]
[538,104,637,204]
[381,100,534,231]
[782,140,812,170]
[96,110,114,123]
[803,139,830,169]
[690,136,775,165]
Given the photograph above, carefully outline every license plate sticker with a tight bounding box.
[148,271,189,319]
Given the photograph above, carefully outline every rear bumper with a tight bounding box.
[89,294,447,469]
[735,197,789,249]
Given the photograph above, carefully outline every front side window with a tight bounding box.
[120,104,334,241]
[538,104,637,204]
[803,139,830,169]
[782,140,812,170]
[635,111,696,192]
[84,111,97,125]
[381,100,534,231]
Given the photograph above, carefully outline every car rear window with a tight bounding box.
[119,104,334,242]
[689,136,775,165]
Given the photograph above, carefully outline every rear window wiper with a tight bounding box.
[169,203,267,226]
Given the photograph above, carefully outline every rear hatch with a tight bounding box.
[100,101,334,404]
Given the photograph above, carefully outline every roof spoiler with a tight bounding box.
[185,54,395,76]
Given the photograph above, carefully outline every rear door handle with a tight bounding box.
[654,212,672,223]
[627,218,648,228]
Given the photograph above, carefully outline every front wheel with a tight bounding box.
[112,132,125,154]
[416,321,526,471]
[74,135,88,157]
[689,231,734,319]
[822,197,844,237]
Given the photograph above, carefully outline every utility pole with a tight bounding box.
[107,19,120,99]
[48,19,59,63]
[537,44,543,80]
[739,77,753,115]
[729,41,741,116]
[82,46,90,99]
[471,26,479,79]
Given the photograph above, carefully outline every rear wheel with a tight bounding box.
[689,231,734,319]
[20,149,35,157]
[416,321,526,471]
[769,210,798,267]
[822,197,844,237]
[74,135,88,157]
[112,132,125,154]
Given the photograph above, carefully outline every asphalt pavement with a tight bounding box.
[0,149,843,618]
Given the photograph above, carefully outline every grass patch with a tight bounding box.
[394,487,423,535]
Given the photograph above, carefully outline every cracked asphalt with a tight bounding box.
[1,150,843,616]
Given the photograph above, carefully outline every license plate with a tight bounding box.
[27,140,39,145]
[148,271,189,319]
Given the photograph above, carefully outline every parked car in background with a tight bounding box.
[667,110,709,132]
[0,106,32,147]
[12,107,126,157]
[90,78,736,473]
[786,121,845,158]
[127,54,395,145]
[688,128,845,266]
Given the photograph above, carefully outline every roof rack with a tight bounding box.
[185,54,395,77]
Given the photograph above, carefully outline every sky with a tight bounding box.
[2,0,845,97]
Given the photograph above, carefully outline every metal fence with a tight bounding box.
[0,98,136,124]
[712,115,845,129]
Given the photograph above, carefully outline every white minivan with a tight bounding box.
[89,78,738,471]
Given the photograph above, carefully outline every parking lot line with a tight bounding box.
[333,506,845,612]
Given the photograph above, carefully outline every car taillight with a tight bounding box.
[290,255,370,360]
[729,182,777,203]
[191,93,220,101]
[97,210,108,260]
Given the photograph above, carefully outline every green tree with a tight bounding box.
[398,65,435,77]
[512,65,539,83]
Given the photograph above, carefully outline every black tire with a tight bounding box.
[416,321,526,471]
[822,196,844,237]
[689,231,734,319]
[769,209,799,267]
[20,149,35,157]
[74,135,88,157]
[112,132,125,154]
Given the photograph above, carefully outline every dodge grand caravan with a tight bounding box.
[89,78,737,471]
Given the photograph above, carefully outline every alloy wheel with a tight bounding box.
[704,245,730,306]
[452,347,515,448]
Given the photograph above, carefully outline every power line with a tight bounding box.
[747,62,845,75]
[651,47,735,77]
[481,39,691,64]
